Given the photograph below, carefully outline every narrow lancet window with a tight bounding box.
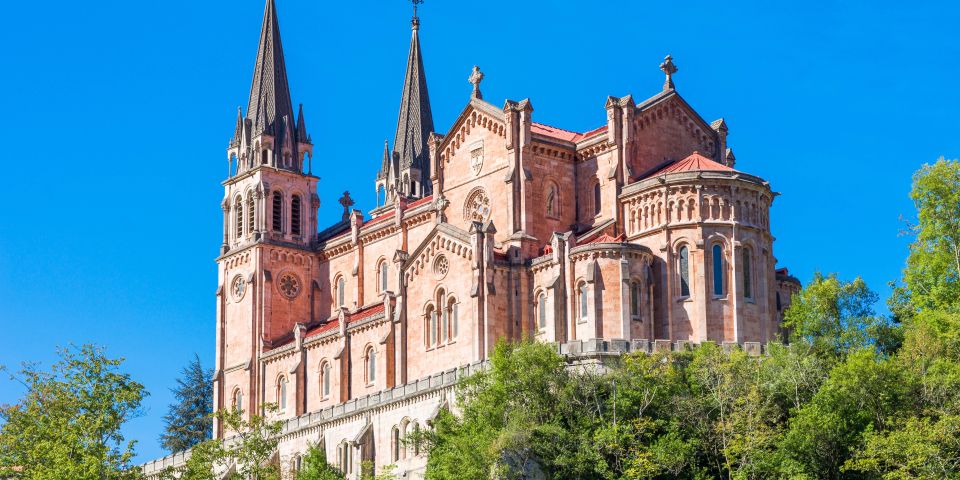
[272,192,283,233]
[743,248,752,299]
[291,195,302,236]
[679,246,691,297]
[713,244,724,296]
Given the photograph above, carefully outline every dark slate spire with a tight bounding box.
[296,103,309,143]
[246,0,295,140]
[393,9,434,177]
[378,140,391,180]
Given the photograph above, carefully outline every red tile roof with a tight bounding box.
[406,195,434,209]
[303,303,387,339]
[648,151,735,177]
[588,233,625,244]
[531,123,608,143]
[366,210,395,226]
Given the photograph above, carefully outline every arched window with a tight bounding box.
[630,281,640,318]
[235,196,243,239]
[537,292,547,329]
[338,440,350,473]
[320,361,331,399]
[272,191,283,233]
[232,388,243,412]
[427,306,437,347]
[336,276,346,307]
[246,194,255,236]
[440,292,449,343]
[379,262,389,293]
[365,347,376,384]
[400,419,410,459]
[679,246,691,297]
[593,183,602,216]
[391,426,400,462]
[713,244,724,296]
[294,454,303,472]
[413,423,421,456]
[578,282,589,320]
[449,299,459,339]
[546,183,559,218]
[276,376,287,412]
[743,247,752,299]
[291,195,302,236]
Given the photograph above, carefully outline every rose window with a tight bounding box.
[463,188,491,223]
[278,272,302,299]
[231,275,246,301]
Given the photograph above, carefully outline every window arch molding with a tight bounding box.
[333,274,346,307]
[535,289,548,330]
[234,195,244,240]
[576,279,589,323]
[710,241,727,297]
[271,189,284,234]
[376,257,389,294]
[319,359,332,400]
[244,189,256,237]
[275,374,288,412]
[289,191,304,237]
[232,387,244,412]
[363,344,377,385]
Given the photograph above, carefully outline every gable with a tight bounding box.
[629,92,721,175]
[403,223,474,286]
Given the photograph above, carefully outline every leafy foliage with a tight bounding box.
[0,344,147,480]
[160,354,213,453]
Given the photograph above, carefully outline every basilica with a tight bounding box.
[143,0,800,477]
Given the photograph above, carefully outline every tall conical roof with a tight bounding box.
[393,13,434,175]
[246,0,295,139]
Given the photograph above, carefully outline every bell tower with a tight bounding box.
[214,0,318,436]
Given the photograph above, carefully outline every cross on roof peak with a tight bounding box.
[469,66,484,100]
[660,55,678,91]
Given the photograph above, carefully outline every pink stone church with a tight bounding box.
[144,0,801,477]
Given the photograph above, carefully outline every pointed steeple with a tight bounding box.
[231,107,244,147]
[246,0,295,141]
[392,7,435,192]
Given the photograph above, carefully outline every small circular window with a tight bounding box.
[433,255,449,280]
[231,275,246,301]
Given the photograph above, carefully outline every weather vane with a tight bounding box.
[412,0,424,17]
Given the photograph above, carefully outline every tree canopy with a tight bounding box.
[161,354,213,453]
[0,345,147,480]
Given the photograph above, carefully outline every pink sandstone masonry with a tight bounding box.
[143,2,802,478]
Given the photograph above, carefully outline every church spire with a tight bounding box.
[392,0,434,197]
[246,0,295,140]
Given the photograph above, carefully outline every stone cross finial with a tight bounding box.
[469,66,484,100]
[660,55,678,91]
[339,191,355,220]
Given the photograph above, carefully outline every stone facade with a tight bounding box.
[145,1,801,478]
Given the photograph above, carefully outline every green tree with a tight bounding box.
[161,354,213,453]
[0,344,147,480]
[845,415,960,479]
[895,157,960,316]
[784,272,899,356]
[780,349,911,479]
[294,442,344,480]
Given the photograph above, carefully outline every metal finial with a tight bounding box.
[660,55,678,91]
[468,66,484,100]
[411,0,424,30]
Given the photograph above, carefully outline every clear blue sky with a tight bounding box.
[0,0,957,464]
